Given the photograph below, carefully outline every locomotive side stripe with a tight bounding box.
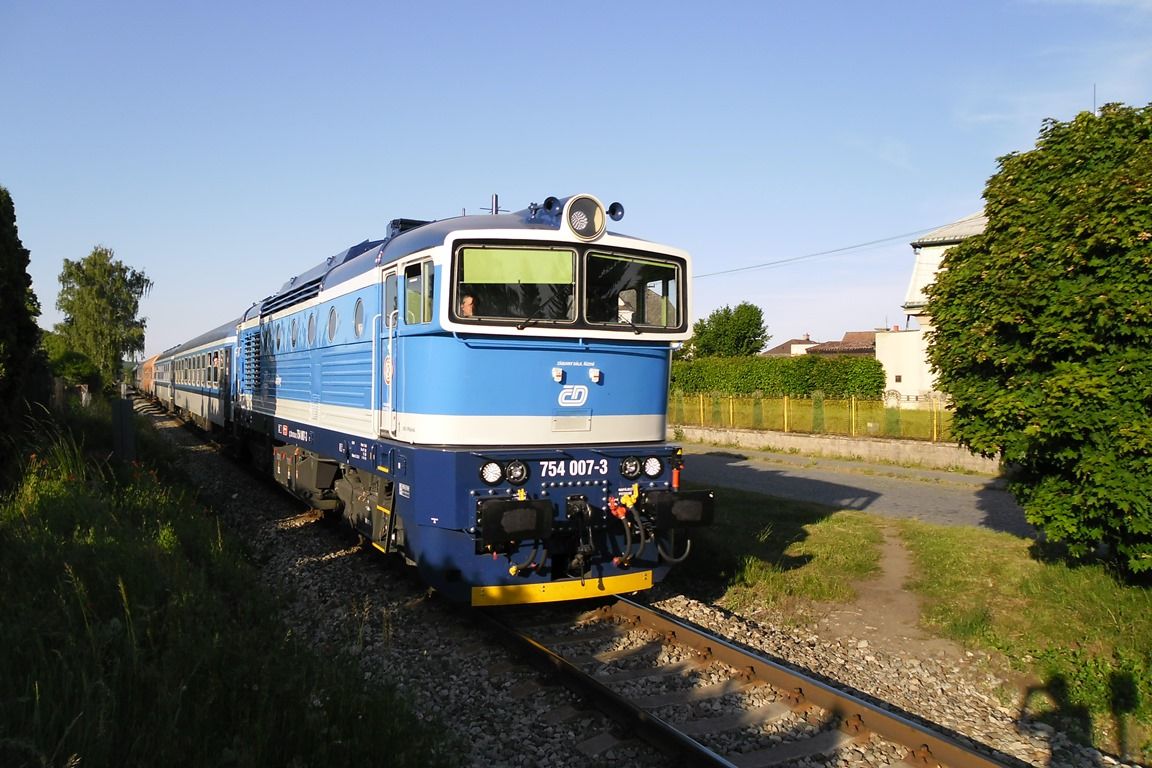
[244,396,666,444]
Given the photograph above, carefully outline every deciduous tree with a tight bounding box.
[926,103,1152,574]
[55,246,152,391]
[686,302,769,358]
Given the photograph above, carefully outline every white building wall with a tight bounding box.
[875,212,985,409]
[875,328,938,408]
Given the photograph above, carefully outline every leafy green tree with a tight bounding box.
[55,246,152,391]
[41,330,100,388]
[0,185,43,432]
[926,103,1152,574]
[686,302,769,357]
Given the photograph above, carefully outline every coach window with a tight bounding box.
[327,306,339,342]
[354,298,365,337]
[307,312,317,346]
[276,323,283,352]
[404,261,434,324]
[290,318,299,349]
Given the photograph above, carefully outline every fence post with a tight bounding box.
[783,395,789,433]
[698,393,704,426]
[932,396,939,442]
[729,396,734,428]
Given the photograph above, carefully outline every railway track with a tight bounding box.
[480,597,1024,768]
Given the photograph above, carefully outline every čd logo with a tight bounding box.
[558,385,589,407]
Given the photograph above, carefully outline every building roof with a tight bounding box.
[805,331,876,356]
[910,212,987,248]
[761,336,819,357]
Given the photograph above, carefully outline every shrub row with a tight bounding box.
[671,355,886,398]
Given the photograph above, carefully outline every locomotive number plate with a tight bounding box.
[538,459,610,478]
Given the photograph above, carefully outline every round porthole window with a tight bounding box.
[327,307,339,342]
[354,299,365,338]
[307,313,317,346]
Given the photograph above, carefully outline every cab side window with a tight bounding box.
[404,261,434,324]
[385,274,398,328]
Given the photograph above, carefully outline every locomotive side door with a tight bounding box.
[378,268,399,437]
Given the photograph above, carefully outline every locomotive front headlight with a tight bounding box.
[505,459,529,485]
[479,461,504,485]
[566,195,606,241]
[642,456,664,478]
[620,456,642,479]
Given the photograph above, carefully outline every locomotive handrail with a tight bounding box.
[386,308,397,436]
[371,312,381,436]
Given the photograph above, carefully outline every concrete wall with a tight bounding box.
[671,425,1000,474]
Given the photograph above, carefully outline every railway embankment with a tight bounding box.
[671,425,999,474]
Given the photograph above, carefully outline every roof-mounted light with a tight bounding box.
[565,195,607,241]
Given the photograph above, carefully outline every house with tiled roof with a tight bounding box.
[761,334,820,357]
[875,212,986,407]
[805,331,877,357]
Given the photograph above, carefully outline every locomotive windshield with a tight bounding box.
[457,246,577,322]
[586,252,680,329]
[454,244,683,331]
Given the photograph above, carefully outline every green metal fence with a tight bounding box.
[667,393,954,442]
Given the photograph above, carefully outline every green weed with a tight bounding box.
[0,410,458,768]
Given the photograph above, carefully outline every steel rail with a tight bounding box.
[476,604,742,768]
[479,597,1025,768]
[606,597,1021,768]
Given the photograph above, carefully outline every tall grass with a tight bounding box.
[0,402,458,767]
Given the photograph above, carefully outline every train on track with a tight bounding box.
[135,193,713,605]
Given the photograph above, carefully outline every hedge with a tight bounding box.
[670,355,886,398]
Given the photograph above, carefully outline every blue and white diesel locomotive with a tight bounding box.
[147,194,713,605]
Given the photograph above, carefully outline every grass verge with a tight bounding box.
[667,485,884,616]
[668,480,1151,761]
[898,519,1152,761]
[0,402,460,767]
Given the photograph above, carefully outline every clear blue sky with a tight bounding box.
[4,1,1150,358]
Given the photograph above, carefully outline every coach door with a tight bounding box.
[377,269,399,437]
[219,347,232,423]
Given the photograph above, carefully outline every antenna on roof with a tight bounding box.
[482,193,507,216]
